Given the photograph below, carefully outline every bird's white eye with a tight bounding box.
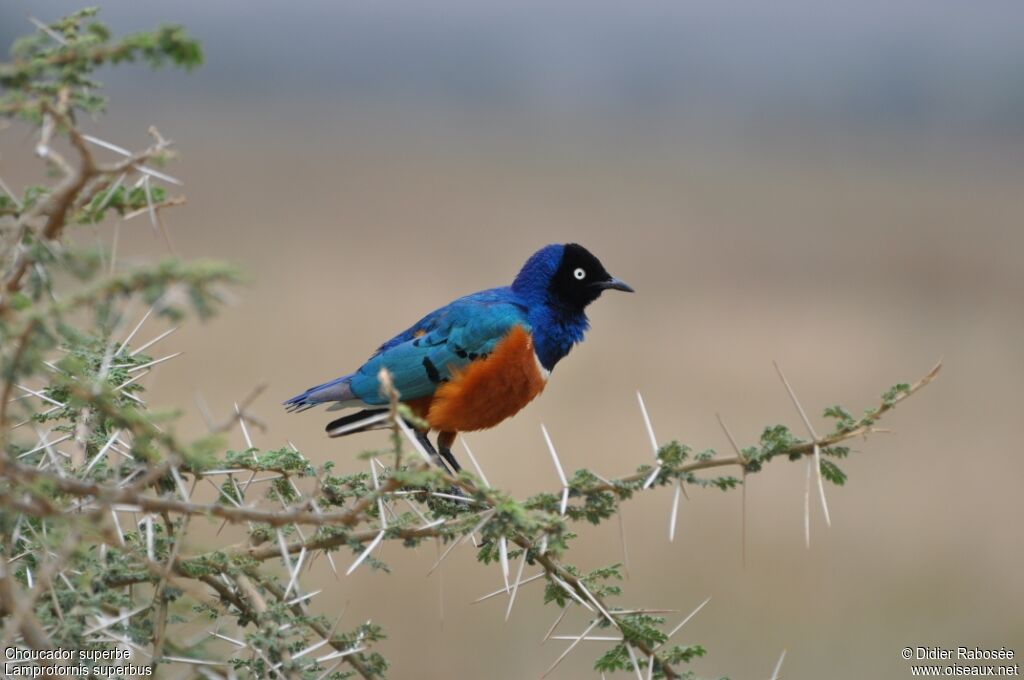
[573,267,586,280]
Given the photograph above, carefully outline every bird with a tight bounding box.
[283,243,633,473]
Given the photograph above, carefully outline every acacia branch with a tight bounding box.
[96,362,940,584]
[85,363,939,678]
[1,104,180,312]
[257,575,376,680]
[0,318,40,453]
[1,99,95,303]
[583,359,943,495]
[4,461,402,528]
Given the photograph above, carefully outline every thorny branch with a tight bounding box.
[95,359,941,573]
[5,355,938,677]
[1,102,175,311]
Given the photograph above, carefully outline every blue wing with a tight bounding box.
[349,288,529,404]
[284,287,529,410]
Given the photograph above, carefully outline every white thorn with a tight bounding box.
[661,596,712,643]
[418,517,447,531]
[170,466,190,501]
[293,637,331,660]
[540,424,568,486]
[277,530,297,590]
[473,573,544,604]
[17,433,71,458]
[128,351,182,373]
[504,547,529,621]
[144,516,155,561]
[396,417,434,464]
[774,361,831,531]
[813,443,831,527]
[236,403,254,449]
[28,16,68,45]
[498,537,510,593]
[161,657,227,667]
[428,491,477,504]
[668,481,682,542]
[108,510,125,548]
[370,460,387,531]
[771,649,787,680]
[804,458,812,549]
[283,548,307,598]
[626,644,645,680]
[81,134,183,185]
[638,392,662,489]
[211,631,246,648]
[462,437,490,487]
[130,326,178,357]
[617,509,630,577]
[14,384,64,407]
[717,413,748,567]
[114,371,148,393]
[142,175,158,231]
[314,646,365,663]
[552,576,594,611]
[427,510,494,575]
[772,361,820,440]
[285,589,321,606]
[542,618,600,678]
[82,605,148,636]
[12,403,58,430]
[541,424,570,516]
[642,464,662,490]
[542,608,569,643]
[636,391,659,453]
[577,581,618,629]
[346,531,385,576]
[81,430,119,473]
[116,306,154,356]
[93,172,126,217]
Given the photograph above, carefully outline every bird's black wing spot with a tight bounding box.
[423,357,442,384]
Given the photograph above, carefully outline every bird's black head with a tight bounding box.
[509,243,633,369]
[547,243,634,311]
[512,243,634,311]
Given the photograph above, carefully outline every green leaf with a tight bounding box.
[820,459,848,486]
[9,292,32,311]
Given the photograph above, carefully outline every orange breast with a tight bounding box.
[421,325,546,432]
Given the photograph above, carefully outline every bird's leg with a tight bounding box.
[437,431,462,474]
[409,426,466,501]
[436,431,468,501]
[432,430,468,501]
[412,427,454,475]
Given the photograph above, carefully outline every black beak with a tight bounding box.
[597,276,635,293]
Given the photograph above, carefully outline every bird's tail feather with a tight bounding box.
[326,409,391,437]
[283,374,357,413]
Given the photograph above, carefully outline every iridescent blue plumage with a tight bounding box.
[283,243,632,417]
[349,290,530,405]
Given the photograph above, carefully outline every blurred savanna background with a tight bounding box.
[2,1,1022,677]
